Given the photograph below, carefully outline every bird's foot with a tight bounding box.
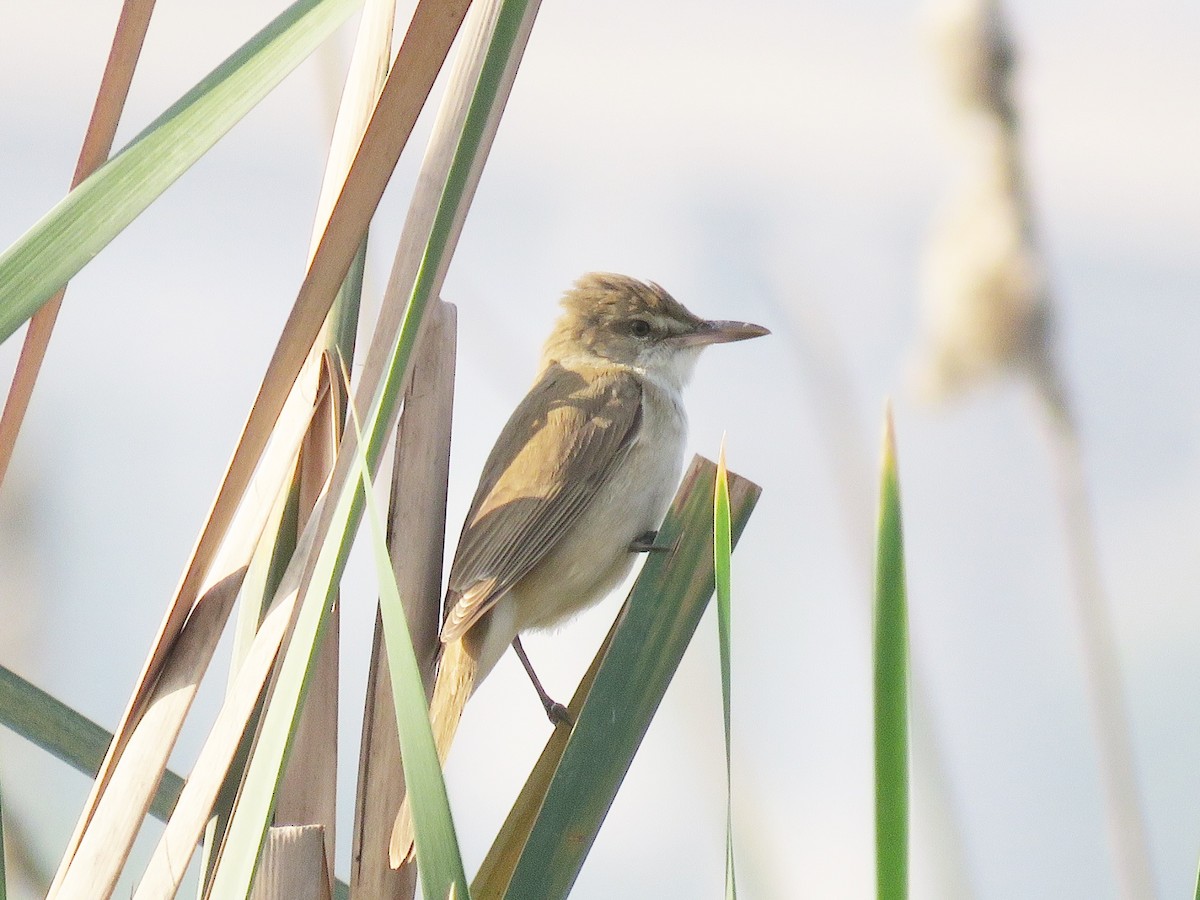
[630,530,674,553]
[513,635,575,728]
[543,699,575,727]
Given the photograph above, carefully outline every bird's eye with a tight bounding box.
[628,319,652,337]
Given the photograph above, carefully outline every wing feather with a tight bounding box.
[440,363,642,643]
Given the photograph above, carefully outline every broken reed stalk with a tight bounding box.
[248,825,333,900]
[350,299,456,899]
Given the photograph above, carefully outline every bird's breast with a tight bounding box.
[512,380,687,631]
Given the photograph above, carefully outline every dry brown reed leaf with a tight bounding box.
[0,0,156,491]
[51,3,471,895]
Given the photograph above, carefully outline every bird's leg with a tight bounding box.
[512,636,574,726]
[629,529,674,553]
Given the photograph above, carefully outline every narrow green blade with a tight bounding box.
[0,663,183,821]
[499,456,761,900]
[874,407,910,900]
[0,0,362,343]
[714,442,737,900]
[351,398,470,900]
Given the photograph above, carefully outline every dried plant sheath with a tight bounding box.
[388,302,457,687]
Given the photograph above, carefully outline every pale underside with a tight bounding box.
[440,362,645,644]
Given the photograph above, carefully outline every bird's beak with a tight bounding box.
[677,319,771,348]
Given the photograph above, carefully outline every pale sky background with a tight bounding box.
[1,1,1198,897]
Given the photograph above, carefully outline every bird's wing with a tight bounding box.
[440,364,643,643]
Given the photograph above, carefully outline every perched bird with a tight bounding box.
[390,272,768,865]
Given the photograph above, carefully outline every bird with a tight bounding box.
[390,272,769,866]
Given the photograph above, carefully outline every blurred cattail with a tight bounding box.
[913,0,1061,415]
[930,0,1014,120]
[914,4,1155,897]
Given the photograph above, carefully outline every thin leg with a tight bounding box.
[512,636,573,726]
[630,529,674,553]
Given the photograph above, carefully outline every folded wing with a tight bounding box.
[440,363,643,643]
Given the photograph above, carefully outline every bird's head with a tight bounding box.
[542,273,769,388]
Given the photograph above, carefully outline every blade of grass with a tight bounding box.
[713,440,737,900]
[340,7,542,882]
[874,405,910,900]
[0,0,155,491]
[202,335,463,899]
[133,548,323,899]
[348,372,469,900]
[0,0,362,344]
[350,300,456,899]
[348,0,539,474]
[197,492,359,899]
[194,693,269,900]
[60,2,471,888]
[779,286,974,898]
[495,456,761,900]
[0,664,182,821]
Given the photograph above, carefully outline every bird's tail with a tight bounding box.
[388,636,479,868]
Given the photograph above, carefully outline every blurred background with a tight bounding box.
[1,0,1197,896]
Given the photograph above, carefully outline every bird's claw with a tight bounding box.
[545,701,575,727]
[630,530,674,553]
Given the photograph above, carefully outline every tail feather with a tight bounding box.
[389,637,479,868]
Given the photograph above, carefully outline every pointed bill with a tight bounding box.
[675,320,770,347]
